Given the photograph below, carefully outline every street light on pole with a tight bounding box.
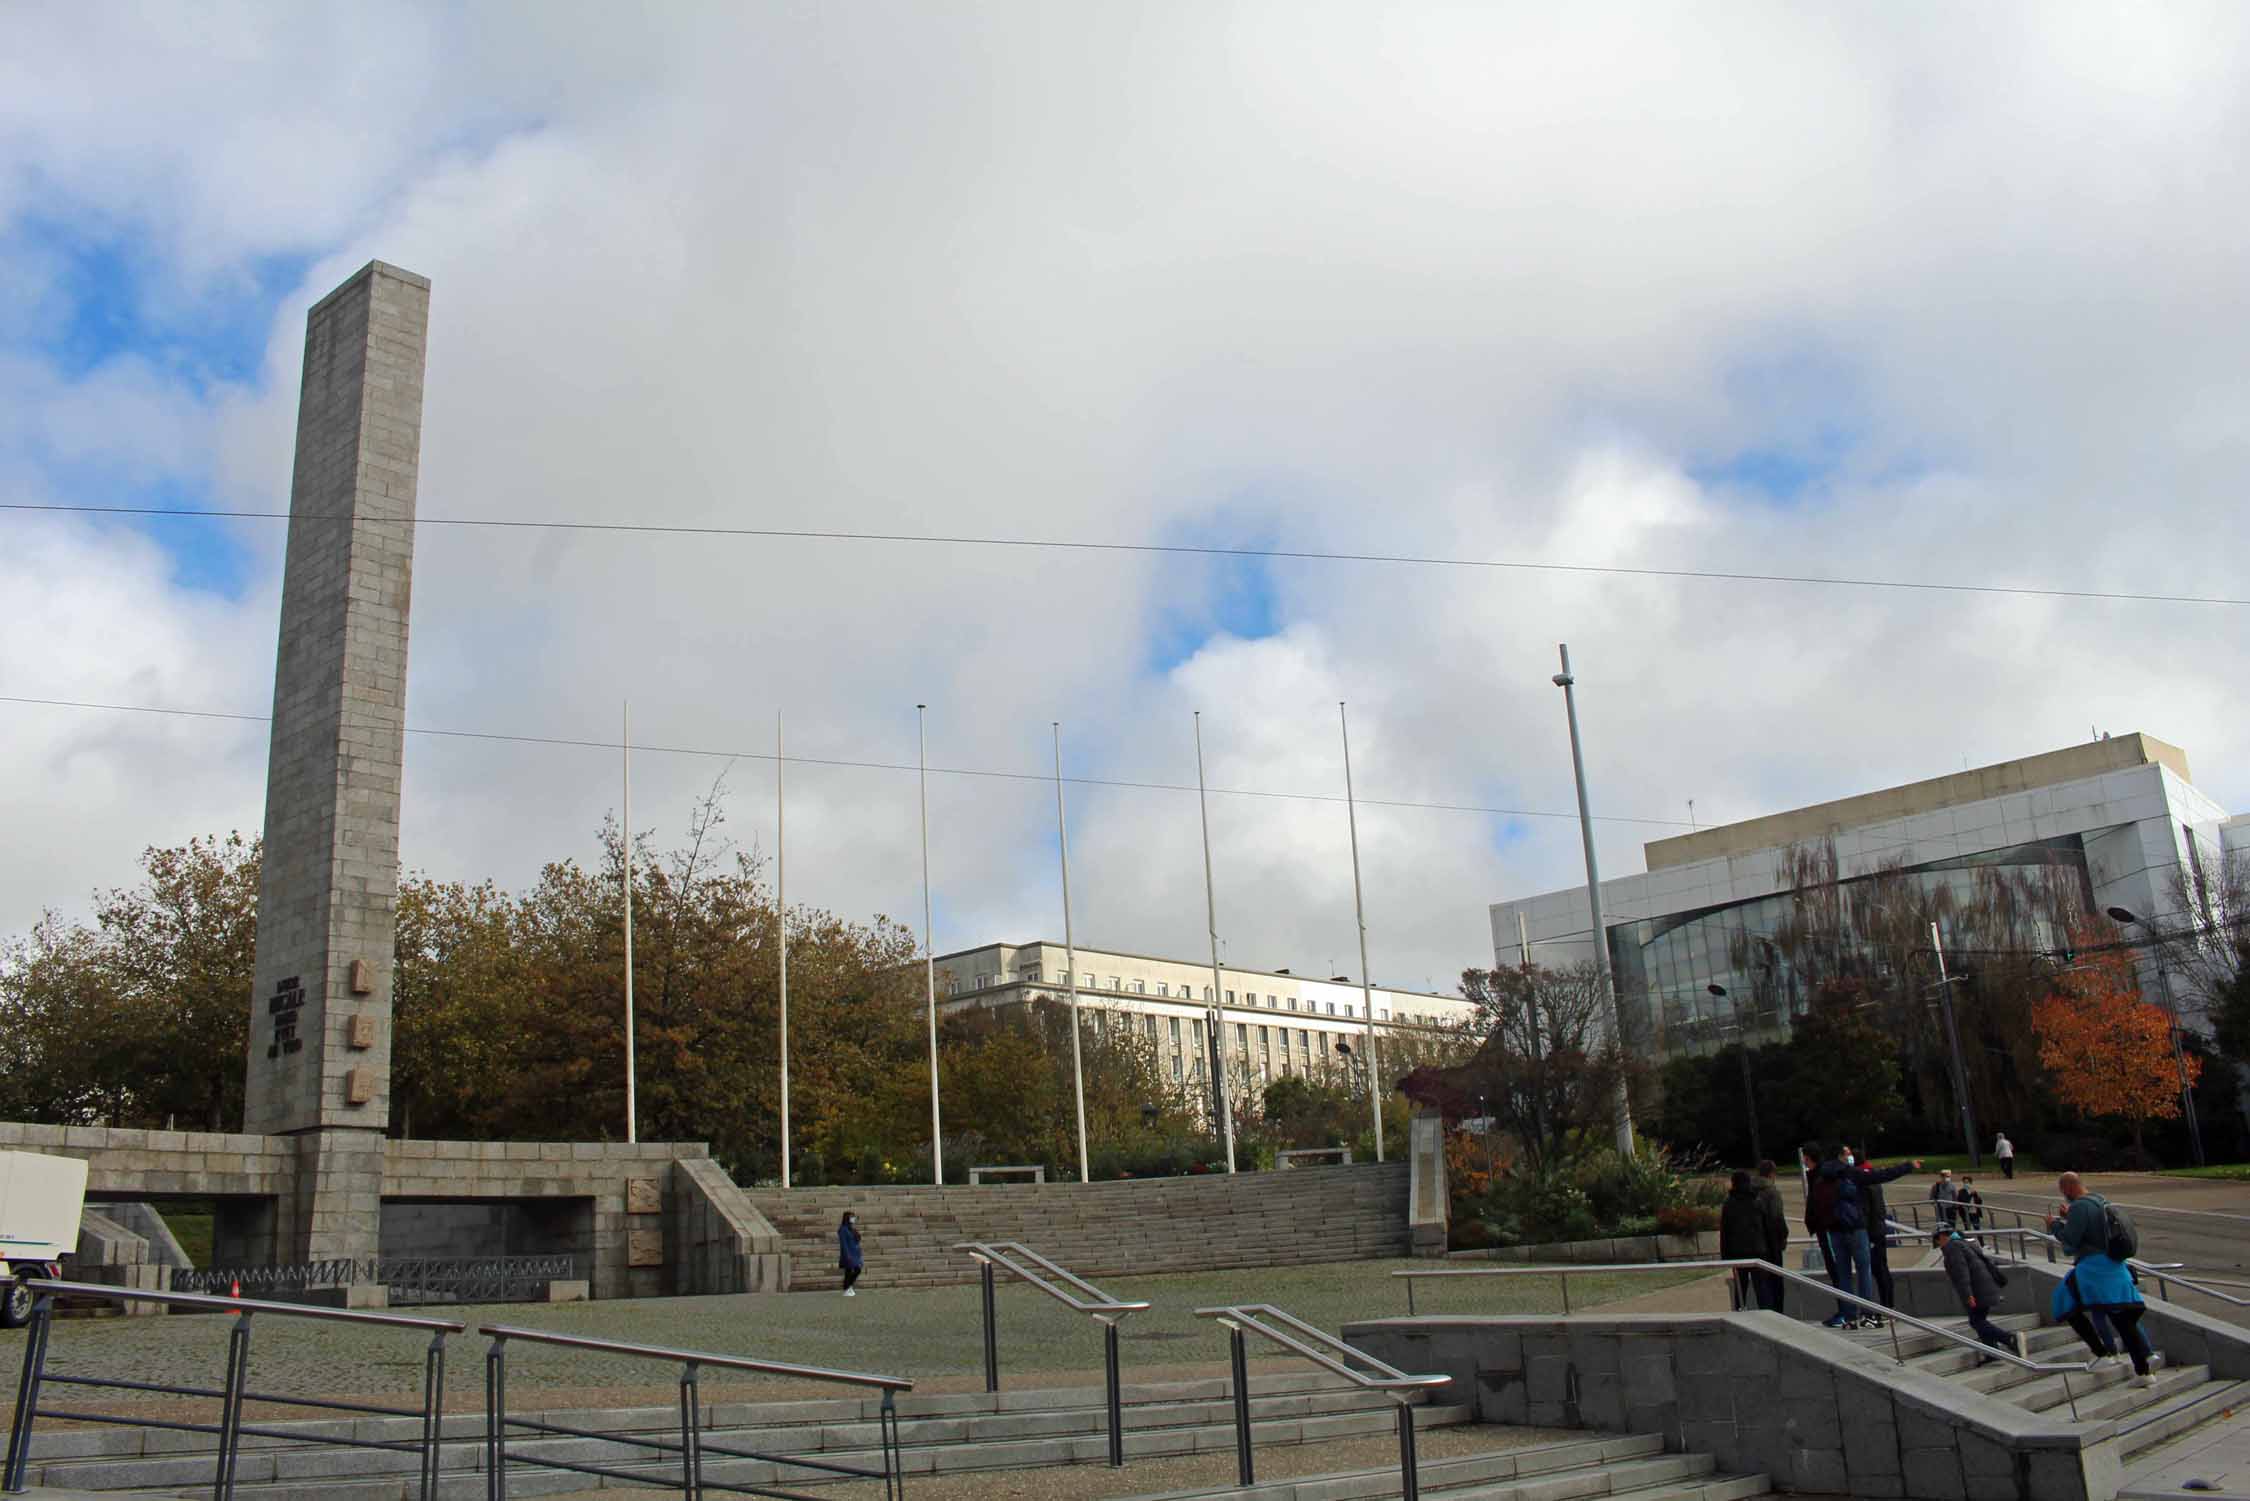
[1707,984,1762,1165]
[1552,644,1635,1157]
[1928,923,1982,1168]
[2105,906,2205,1168]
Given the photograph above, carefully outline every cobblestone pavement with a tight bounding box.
[3,1259,1704,1421]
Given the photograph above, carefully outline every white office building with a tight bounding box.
[1491,734,2241,1060]
[931,940,1478,1093]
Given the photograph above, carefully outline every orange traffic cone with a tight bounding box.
[230,1278,241,1315]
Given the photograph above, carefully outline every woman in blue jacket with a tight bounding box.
[838,1210,864,1297]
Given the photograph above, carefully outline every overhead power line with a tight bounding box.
[6,502,2246,608]
[0,693,1697,829]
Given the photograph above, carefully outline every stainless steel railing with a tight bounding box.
[1195,1303,1449,1499]
[955,1241,1148,1467]
[479,1323,911,1501]
[4,1279,464,1501]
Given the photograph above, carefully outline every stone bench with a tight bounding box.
[966,1165,1046,1185]
[1277,1148,1353,1168]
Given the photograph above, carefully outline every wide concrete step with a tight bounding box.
[2113,1377,2250,1463]
[1119,1432,1775,1501]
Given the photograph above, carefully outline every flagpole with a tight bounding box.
[1192,712,1237,1174]
[622,700,637,1145]
[1053,723,1091,1184]
[777,711,790,1189]
[1340,703,1383,1162]
[919,705,944,1186]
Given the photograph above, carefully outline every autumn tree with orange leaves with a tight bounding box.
[2032,920,2201,1166]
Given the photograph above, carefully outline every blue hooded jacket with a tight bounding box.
[1816,1158,1917,1232]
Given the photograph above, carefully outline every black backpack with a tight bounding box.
[2098,1198,2139,1261]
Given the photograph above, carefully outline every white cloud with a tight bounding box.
[4,3,2247,998]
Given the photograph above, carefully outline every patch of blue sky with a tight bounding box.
[1144,519,1284,675]
[9,215,312,390]
[123,478,255,597]
[1683,335,1875,507]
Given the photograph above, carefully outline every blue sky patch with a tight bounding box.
[1144,519,1284,674]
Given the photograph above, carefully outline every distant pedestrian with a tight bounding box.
[2047,1172,2157,1387]
[838,1211,864,1297]
[1995,1133,2016,1180]
[1933,1224,2025,1363]
[1957,1177,1985,1232]
[1721,1169,1787,1312]
[1929,1169,1959,1228]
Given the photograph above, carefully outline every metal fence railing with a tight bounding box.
[480,1323,911,1501]
[171,1254,577,1305]
[3,1279,463,1501]
[955,1241,1148,1467]
[1195,1303,1448,1500]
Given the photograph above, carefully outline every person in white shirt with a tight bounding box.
[1995,1132,2016,1181]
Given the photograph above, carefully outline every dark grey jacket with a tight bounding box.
[1940,1237,2006,1311]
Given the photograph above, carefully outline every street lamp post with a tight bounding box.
[1928,923,1982,1168]
[1552,644,1635,1157]
[2106,906,2206,1168]
[1707,984,1762,1165]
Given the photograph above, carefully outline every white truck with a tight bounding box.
[0,1150,87,1326]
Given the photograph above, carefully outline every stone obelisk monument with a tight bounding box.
[245,261,429,1268]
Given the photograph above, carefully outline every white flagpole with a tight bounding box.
[623,700,637,1145]
[919,705,944,1185]
[1192,712,1238,1174]
[1340,703,1383,1162]
[1054,723,1090,1184]
[777,711,790,1189]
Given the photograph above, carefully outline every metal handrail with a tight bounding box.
[478,1324,911,1501]
[955,1242,1147,1467]
[1901,1203,2249,1308]
[1194,1303,1449,1499]
[5,1279,463,1501]
[954,1242,1150,1320]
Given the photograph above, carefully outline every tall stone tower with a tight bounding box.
[246,261,429,1263]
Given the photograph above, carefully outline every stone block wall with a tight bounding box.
[1346,1312,2111,1501]
[750,1161,1410,1290]
[671,1157,785,1295]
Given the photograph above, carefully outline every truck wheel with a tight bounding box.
[0,1279,29,1329]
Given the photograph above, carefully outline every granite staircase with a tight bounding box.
[751,1164,1411,1291]
[8,1368,1465,1498]
[1838,1311,2250,1474]
[1120,1431,1776,1501]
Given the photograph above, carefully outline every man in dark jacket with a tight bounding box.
[1847,1141,1900,1310]
[1935,1224,2025,1361]
[1815,1145,1923,1330]
[1720,1169,1788,1311]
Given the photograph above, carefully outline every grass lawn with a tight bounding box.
[2156,1163,2250,1182]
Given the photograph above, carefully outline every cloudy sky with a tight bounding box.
[4,3,2246,996]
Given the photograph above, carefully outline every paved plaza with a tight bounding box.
[3,1257,1702,1423]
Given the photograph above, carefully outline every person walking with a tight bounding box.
[1934,1224,2025,1363]
[1929,1169,1959,1228]
[1721,1169,1787,1312]
[837,1210,864,1297]
[1958,1176,1986,1233]
[1754,1157,1790,1307]
[2048,1173,2158,1387]
[1995,1132,2016,1181]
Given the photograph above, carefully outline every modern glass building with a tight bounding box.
[1491,734,2240,1062]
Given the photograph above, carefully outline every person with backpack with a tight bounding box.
[2047,1172,2158,1387]
[1811,1144,1923,1329]
[1934,1224,2026,1362]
